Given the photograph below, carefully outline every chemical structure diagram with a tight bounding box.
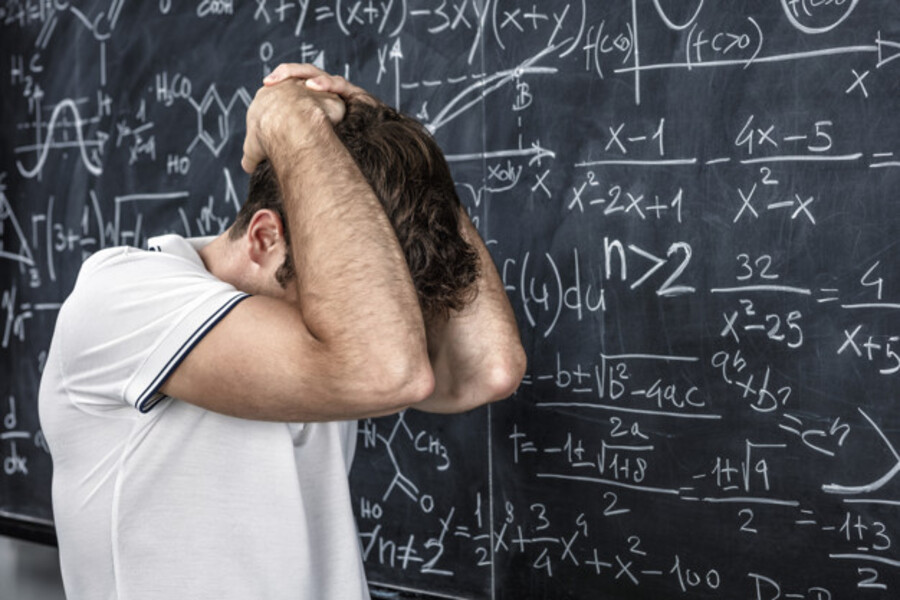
[352,410,494,581]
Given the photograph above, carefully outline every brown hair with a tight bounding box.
[232,99,479,319]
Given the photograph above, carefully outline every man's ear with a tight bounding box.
[245,209,286,267]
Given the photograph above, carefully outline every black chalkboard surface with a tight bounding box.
[2,1,899,598]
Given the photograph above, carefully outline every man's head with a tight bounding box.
[230,98,479,320]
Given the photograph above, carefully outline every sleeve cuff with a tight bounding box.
[125,291,250,412]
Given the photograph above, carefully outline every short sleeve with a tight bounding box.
[56,245,249,413]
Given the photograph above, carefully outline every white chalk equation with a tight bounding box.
[354,410,493,588]
[1,396,49,477]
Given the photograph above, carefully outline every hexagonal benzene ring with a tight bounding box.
[197,86,230,157]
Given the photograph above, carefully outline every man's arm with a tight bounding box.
[161,74,433,421]
[261,64,526,413]
[414,210,527,413]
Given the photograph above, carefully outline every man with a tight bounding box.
[38,64,525,599]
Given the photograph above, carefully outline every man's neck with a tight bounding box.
[197,232,241,287]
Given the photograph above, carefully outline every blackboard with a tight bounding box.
[2,1,899,598]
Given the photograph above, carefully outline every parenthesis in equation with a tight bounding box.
[517,251,564,338]
[544,252,563,338]
[335,0,349,36]
[45,196,57,283]
[744,16,764,69]
[334,0,407,37]
[624,21,635,64]
[491,0,504,51]
[685,18,764,71]
[686,23,696,70]
[519,252,535,328]
[389,0,407,37]
[558,0,587,59]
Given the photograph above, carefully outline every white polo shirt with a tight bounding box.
[39,234,370,600]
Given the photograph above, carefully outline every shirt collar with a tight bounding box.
[146,234,215,269]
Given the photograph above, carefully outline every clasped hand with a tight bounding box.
[242,63,374,174]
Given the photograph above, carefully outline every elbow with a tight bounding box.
[485,343,527,403]
[450,345,526,413]
[395,360,436,408]
[364,349,436,412]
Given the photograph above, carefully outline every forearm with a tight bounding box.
[160,73,433,422]
[414,211,526,413]
[269,103,431,402]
